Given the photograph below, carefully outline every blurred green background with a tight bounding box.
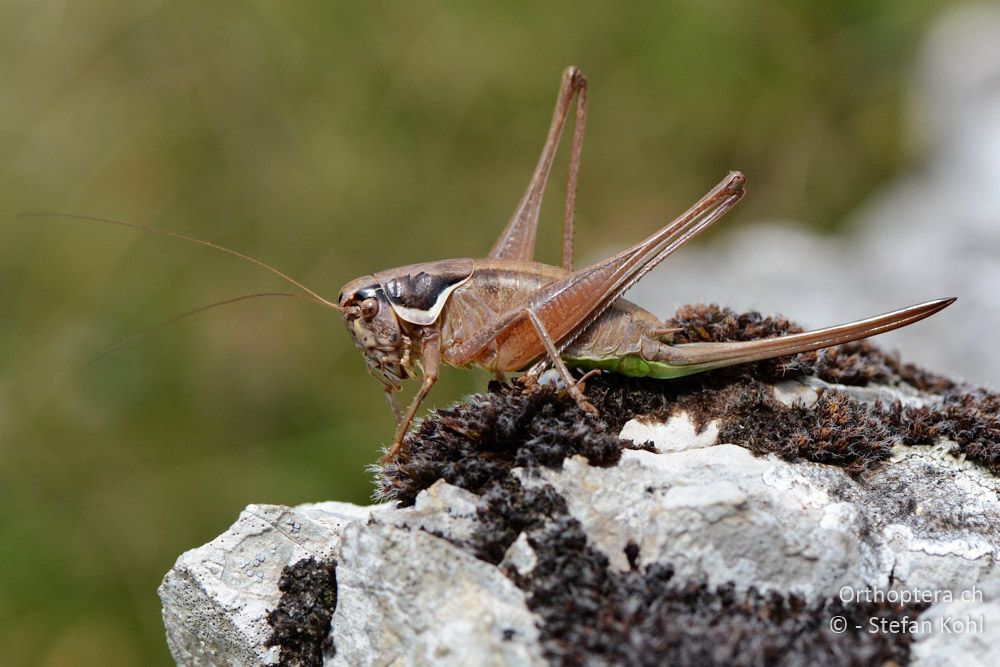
[0,0,964,663]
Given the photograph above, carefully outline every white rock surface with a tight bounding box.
[911,583,1000,667]
[330,520,543,667]
[328,480,544,667]
[159,501,376,666]
[521,442,1000,599]
[619,411,720,452]
[160,482,545,666]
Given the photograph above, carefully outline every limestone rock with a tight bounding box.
[523,442,1000,599]
[159,502,375,665]
[160,483,544,666]
[911,583,1000,667]
[330,519,543,667]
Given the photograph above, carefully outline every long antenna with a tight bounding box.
[83,291,327,368]
[18,212,340,308]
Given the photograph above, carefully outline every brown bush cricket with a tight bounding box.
[337,66,953,462]
[25,66,955,464]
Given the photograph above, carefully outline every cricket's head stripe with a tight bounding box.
[375,259,474,326]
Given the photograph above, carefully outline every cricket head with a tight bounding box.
[338,259,474,394]
[338,276,409,392]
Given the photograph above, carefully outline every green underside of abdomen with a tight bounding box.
[565,355,702,380]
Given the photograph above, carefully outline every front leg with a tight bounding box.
[381,329,441,464]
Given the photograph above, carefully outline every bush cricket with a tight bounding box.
[337,66,953,462]
[25,66,955,465]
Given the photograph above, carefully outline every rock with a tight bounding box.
[160,484,544,667]
[499,533,538,577]
[161,371,1000,665]
[159,501,376,665]
[330,519,543,667]
[619,411,720,452]
[910,582,1000,667]
[524,442,1000,598]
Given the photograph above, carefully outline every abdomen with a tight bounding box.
[562,300,693,377]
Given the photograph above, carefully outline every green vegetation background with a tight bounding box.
[0,1,961,663]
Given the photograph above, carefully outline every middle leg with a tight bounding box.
[525,309,598,415]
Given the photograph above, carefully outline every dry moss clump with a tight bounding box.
[265,557,338,667]
[376,384,649,506]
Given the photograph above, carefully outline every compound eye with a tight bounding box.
[360,298,379,320]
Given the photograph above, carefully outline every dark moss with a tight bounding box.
[473,477,569,564]
[815,341,957,394]
[885,387,1000,476]
[584,376,897,475]
[377,384,648,506]
[585,304,999,477]
[265,558,338,667]
[666,303,806,344]
[718,388,898,474]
